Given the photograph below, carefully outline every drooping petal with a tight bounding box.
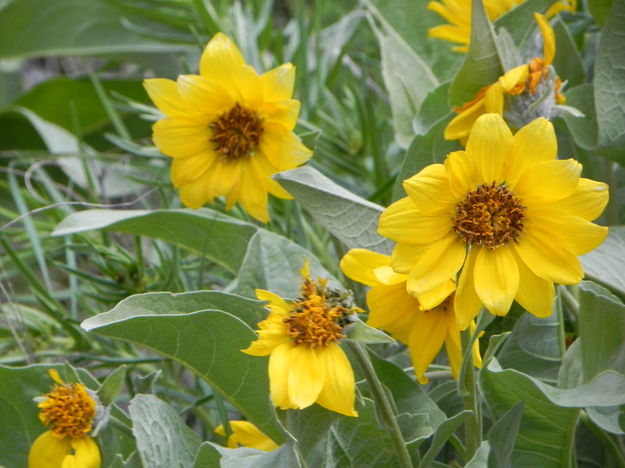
[445,98,488,142]
[287,346,325,409]
[473,245,519,316]
[153,118,211,158]
[530,209,608,255]
[217,421,278,451]
[340,249,391,287]
[143,78,185,117]
[315,343,358,417]
[391,242,428,274]
[268,342,296,409]
[514,227,583,284]
[178,170,213,209]
[62,437,100,468]
[498,65,529,93]
[407,309,448,384]
[402,164,457,215]
[512,159,582,205]
[170,152,215,186]
[367,282,419,343]
[260,123,312,169]
[28,431,71,468]
[466,113,513,185]
[444,322,462,380]
[553,178,609,221]
[200,33,246,84]
[507,118,557,186]
[261,63,295,101]
[417,279,456,311]
[513,250,555,318]
[249,153,293,200]
[534,13,555,66]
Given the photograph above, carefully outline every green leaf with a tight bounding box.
[374,24,438,148]
[594,0,625,149]
[581,227,625,296]
[206,443,301,468]
[494,0,555,46]
[449,0,502,107]
[280,405,336,466]
[97,365,127,407]
[589,0,616,26]
[274,166,393,255]
[552,19,584,88]
[0,0,190,58]
[413,82,452,136]
[81,292,285,443]
[53,208,258,274]
[129,394,201,468]
[346,317,396,345]
[417,411,471,468]
[466,441,490,468]
[194,443,222,468]
[561,84,598,150]
[487,402,524,468]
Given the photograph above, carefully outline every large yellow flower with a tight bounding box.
[379,114,608,329]
[428,0,575,52]
[242,262,359,417]
[29,370,101,468]
[445,13,562,142]
[340,248,482,384]
[214,420,278,451]
[144,33,312,222]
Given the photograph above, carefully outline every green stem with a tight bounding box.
[347,342,414,468]
[460,329,481,462]
[581,412,625,468]
[556,287,567,357]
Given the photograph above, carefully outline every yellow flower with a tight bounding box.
[379,114,608,329]
[144,33,312,222]
[242,262,359,417]
[29,370,101,468]
[214,421,278,451]
[445,13,563,143]
[428,0,575,52]
[340,248,481,384]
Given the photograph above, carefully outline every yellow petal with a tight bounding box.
[534,13,555,66]
[200,33,246,84]
[260,123,312,169]
[367,282,419,343]
[238,158,270,222]
[250,153,293,200]
[507,118,557,186]
[340,249,390,286]
[287,346,325,409]
[513,249,555,318]
[417,279,456,310]
[268,342,297,409]
[402,164,457,215]
[444,320,462,379]
[483,82,504,114]
[445,150,477,199]
[261,99,300,130]
[391,242,427,274]
[226,421,278,451]
[206,160,243,207]
[473,246,519,316]
[498,65,529,93]
[455,248,482,330]
[379,197,451,245]
[153,118,211,158]
[170,152,216,186]
[315,343,358,417]
[177,74,234,118]
[514,227,583,284]
[513,159,582,205]
[178,170,213,209]
[233,65,263,110]
[143,78,185,117]
[408,309,448,384]
[445,96,489,142]
[29,431,71,468]
[62,437,100,468]
[553,178,609,221]
[466,113,513,185]
[530,209,608,255]
[256,289,290,312]
[373,265,408,286]
[261,63,295,101]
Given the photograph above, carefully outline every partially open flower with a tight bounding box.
[28,370,102,468]
[340,248,481,384]
[242,261,359,417]
[215,420,278,451]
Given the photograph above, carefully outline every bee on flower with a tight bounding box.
[28,370,107,468]
[144,33,312,223]
[242,261,360,417]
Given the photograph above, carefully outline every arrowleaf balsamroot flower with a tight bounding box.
[242,262,359,417]
[144,33,312,222]
[428,0,575,52]
[379,114,608,329]
[215,421,278,451]
[445,13,564,143]
[340,248,482,384]
[29,370,101,468]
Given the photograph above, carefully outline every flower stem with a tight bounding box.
[347,342,415,468]
[460,329,481,462]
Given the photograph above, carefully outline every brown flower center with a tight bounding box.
[210,103,263,160]
[284,277,356,348]
[453,183,525,249]
[38,382,96,439]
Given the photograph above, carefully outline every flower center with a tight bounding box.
[453,183,525,249]
[38,382,96,439]
[284,277,356,348]
[209,103,263,160]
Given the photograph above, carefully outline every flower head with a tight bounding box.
[215,420,278,451]
[379,114,608,328]
[428,0,575,52]
[144,33,312,222]
[445,14,565,142]
[340,249,481,383]
[29,370,101,468]
[242,261,359,416]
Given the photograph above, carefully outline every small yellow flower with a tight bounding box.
[445,14,564,143]
[29,370,101,468]
[242,262,359,417]
[340,248,481,384]
[428,0,575,52]
[379,114,608,328]
[215,421,278,451]
[144,33,312,222]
